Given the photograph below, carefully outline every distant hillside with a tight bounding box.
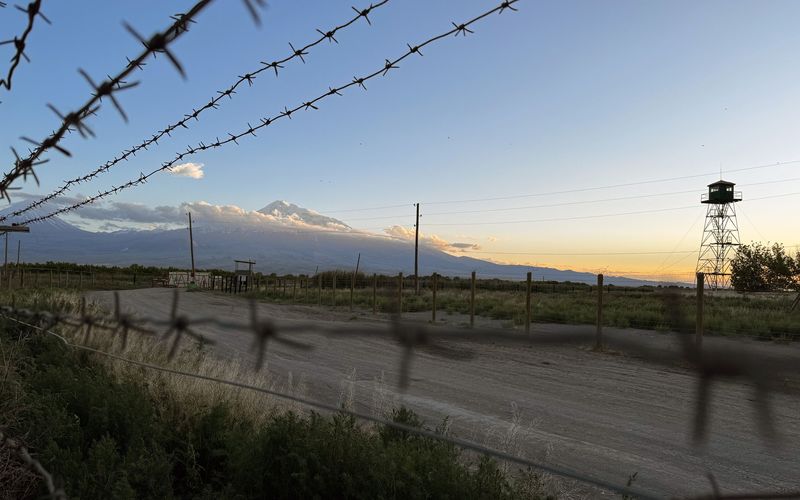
[3,200,664,286]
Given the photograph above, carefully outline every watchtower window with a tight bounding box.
[710,186,719,192]
[726,186,733,191]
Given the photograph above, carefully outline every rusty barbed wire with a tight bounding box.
[2,290,799,499]
[0,429,66,500]
[0,0,268,201]
[14,0,522,225]
[0,1,391,223]
[0,0,50,94]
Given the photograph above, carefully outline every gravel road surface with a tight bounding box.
[88,288,800,498]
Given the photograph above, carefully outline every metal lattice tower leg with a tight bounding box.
[696,202,741,290]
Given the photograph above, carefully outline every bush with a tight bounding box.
[0,291,547,500]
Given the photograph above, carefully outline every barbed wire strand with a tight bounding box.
[3,298,800,499]
[0,0,266,200]
[0,0,392,222]
[0,0,50,93]
[0,429,66,500]
[16,0,523,225]
[1,311,659,500]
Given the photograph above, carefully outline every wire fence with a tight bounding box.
[13,0,522,225]
[0,0,392,222]
[206,270,800,342]
[1,288,799,499]
[0,0,267,201]
[0,0,49,93]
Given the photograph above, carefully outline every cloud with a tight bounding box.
[486,236,498,243]
[170,162,205,179]
[75,202,182,223]
[383,225,481,253]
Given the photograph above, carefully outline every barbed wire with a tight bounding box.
[0,0,50,93]
[0,0,391,222]
[0,0,267,201]
[0,429,66,500]
[15,0,522,225]
[1,286,800,498]
[0,306,656,499]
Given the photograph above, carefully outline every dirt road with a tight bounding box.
[88,288,800,498]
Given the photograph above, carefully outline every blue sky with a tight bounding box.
[1,0,800,280]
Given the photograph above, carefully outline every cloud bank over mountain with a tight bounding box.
[2,196,665,285]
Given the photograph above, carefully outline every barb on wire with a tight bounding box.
[0,430,66,500]
[17,0,521,225]
[0,0,50,93]
[0,0,267,201]
[2,286,800,498]
[0,310,656,500]
[1,0,392,222]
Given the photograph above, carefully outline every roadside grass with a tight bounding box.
[244,285,800,339]
[0,289,552,499]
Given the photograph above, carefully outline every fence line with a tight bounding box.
[17,0,522,225]
[2,0,392,221]
[1,290,799,499]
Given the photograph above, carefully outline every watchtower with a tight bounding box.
[696,180,742,289]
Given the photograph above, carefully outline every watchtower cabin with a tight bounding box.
[701,180,742,204]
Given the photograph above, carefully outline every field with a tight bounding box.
[81,287,799,497]
[245,274,800,340]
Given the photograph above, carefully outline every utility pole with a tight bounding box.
[414,202,420,295]
[187,212,196,281]
[0,225,30,287]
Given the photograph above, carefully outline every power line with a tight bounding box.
[465,249,698,256]
[319,165,800,217]
[410,192,800,228]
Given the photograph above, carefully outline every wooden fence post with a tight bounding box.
[332,274,337,307]
[397,272,403,316]
[293,278,297,302]
[470,271,476,328]
[432,273,438,323]
[49,270,53,288]
[372,273,377,314]
[696,272,704,346]
[595,274,604,349]
[91,272,95,288]
[525,271,532,336]
[349,273,355,312]
[19,268,24,289]
[78,272,82,289]
[318,274,322,306]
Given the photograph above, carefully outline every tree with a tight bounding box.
[731,243,800,292]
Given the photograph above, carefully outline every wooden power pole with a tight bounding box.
[414,202,420,295]
[187,212,196,280]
